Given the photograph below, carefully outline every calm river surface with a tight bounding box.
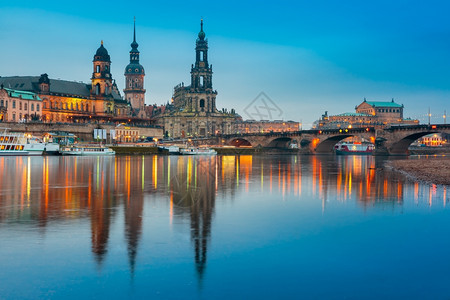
[0,155,449,299]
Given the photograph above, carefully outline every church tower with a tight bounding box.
[189,19,217,113]
[91,41,114,98]
[124,18,146,118]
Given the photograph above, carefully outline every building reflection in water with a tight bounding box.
[0,154,448,279]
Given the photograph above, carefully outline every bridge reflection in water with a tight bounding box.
[0,155,447,281]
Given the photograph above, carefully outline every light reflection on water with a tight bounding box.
[0,155,449,299]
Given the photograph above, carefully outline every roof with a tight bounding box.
[335,112,372,117]
[366,101,402,108]
[2,87,42,101]
[0,76,122,101]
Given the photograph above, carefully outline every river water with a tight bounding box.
[0,155,449,299]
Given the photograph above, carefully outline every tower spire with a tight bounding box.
[131,17,139,50]
[133,16,136,44]
[198,18,205,40]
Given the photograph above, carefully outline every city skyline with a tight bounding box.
[1,1,449,127]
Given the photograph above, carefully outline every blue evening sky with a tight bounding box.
[0,0,449,127]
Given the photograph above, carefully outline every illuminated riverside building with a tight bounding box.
[236,120,300,134]
[159,20,237,138]
[0,41,131,124]
[0,86,42,122]
[316,99,418,129]
[413,133,447,147]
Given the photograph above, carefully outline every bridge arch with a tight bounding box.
[229,138,252,147]
[315,135,355,154]
[389,131,439,154]
[266,137,293,148]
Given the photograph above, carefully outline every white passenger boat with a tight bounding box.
[179,147,217,155]
[335,142,374,155]
[0,128,49,156]
[158,145,180,154]
[59,145,115,156]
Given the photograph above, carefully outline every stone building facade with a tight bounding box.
[316,99,418,129]
[0,42,130,124]
[236,120,300,134]
[0,86,42,122]
[159,20,237,138]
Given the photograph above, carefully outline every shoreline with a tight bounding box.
[387,157,450,186]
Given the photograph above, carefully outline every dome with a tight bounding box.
[94,41,111,62]
[125,63,145,75]
[198,19,206,41]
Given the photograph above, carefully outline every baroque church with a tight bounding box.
[158,20,237,138]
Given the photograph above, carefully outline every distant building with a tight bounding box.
[413,133,447,147]
[316,99,418,129]
[236,120,300,134]
[0,86,42,122]
[158,20,237,138]
[115,124,140,143]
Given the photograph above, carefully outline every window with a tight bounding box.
[19,102,22,110]
[12,114,15,121]
[31,104,34,111]
[0,100,3,107]
[200,99,205,108]
[95,84,100,95]
[96,65,100,73]
[37,104,40,112]
[24,103,28,110]
[200,51,204,61]
[200,76,204,87]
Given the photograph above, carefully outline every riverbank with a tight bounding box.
[388,157,450,185]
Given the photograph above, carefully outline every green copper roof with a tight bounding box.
[336,112,372,117]
[4,87,41,101]
[366,101,402,108]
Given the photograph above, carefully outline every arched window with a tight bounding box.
[96,65,100,73]
[95,84,100,95]
[105,85,109,95]
[200,76,204,87]
[200,99,205,111]
[200,51,204,61]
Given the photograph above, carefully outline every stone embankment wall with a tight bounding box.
[1,123,164,142]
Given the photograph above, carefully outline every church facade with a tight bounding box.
[159,20,237,138]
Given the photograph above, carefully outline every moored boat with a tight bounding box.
[59,145,115,156]
[179,147,217,155]
[0,128,47,156]
[158,145,180,154]
[335,142,374,155]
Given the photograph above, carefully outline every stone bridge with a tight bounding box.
[199,124,450,155]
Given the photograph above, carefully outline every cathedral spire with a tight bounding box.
[198,18,206,41]
[131,17,139,50]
